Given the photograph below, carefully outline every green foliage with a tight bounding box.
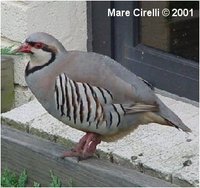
[33,181,41,187]
[1,168,17,187]
[1,45,23,56]
[18,170,28,187]
[1,168,27,187]
[1,168,74,187]
[49,170,62,187]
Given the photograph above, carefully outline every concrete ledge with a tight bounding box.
[1,93,199,187]
[2,125,177,187]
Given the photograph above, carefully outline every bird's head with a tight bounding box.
[17,32,66,67]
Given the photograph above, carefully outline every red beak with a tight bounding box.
[16,43,33,54]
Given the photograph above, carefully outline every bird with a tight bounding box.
[17,32,191,160]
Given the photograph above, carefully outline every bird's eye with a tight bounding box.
[34,43,43,49]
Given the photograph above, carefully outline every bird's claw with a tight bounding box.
[60,150,93,161]
[61,132,101,160]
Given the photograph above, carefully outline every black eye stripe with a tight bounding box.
[42,45,53,52]
[25,41,36,47]
[25,41,44,47]
[25,40,54,53]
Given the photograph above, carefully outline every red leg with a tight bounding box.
[71,134,88,152]
[61,132,101,160]
[82,133,101,158]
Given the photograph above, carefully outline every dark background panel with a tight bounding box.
[90,1,199,101]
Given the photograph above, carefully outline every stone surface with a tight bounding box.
[1,2,28,41]
[14,86,34,108]
[1,93,199,186]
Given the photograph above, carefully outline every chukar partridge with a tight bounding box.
[17,32,191,159]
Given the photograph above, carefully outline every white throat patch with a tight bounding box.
[30,48,52,68]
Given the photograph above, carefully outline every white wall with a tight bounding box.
[1,1,88,107]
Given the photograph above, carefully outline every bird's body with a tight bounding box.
[18,32,191,159]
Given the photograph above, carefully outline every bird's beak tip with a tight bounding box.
[15,43,33,54]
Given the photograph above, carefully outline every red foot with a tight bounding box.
[61,132,101,160]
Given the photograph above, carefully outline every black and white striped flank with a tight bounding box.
[54,73,125,129]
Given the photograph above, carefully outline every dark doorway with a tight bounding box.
[90,1,199,101]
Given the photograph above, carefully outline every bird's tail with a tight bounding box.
[155,97,192,132]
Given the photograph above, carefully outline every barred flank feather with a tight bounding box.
[54,73,159,132]
[55,73,114,129]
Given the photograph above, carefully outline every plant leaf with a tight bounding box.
[49,170,62,187]
[17,169,28,187]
